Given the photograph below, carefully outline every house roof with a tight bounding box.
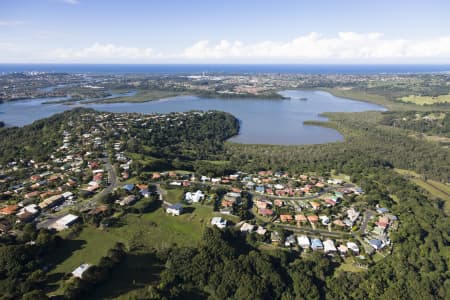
[169,203,183,210]
[0,204,19,215]
[307,215,319,222]
[369,239,383,249]
[295,214,307,221]
[311,238,323,248]
[259,208,274,216]
[122,184,135,191]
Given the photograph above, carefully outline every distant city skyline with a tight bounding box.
[1,0,450,63]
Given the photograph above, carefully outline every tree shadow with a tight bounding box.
[183,206,196,214]
[43,239,86,293]
[84,252,164,299]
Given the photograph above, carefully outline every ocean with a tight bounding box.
[0,64,449,75]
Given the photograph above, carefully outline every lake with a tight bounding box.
[0,90,386,145]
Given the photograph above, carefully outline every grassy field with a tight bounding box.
[86,251,164,300]
[164,188,184,204]
[399,94,450,106]
[46,204,214,297]
[89,90,187,103]
[395,169,450,215]
[334,257,366,274]
[322,87,438,111]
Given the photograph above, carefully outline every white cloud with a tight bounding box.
[4,32,450,63]
[52,43,155,61]
[61,0,80,4]
[182,32,450,61]
[0,20,24,26]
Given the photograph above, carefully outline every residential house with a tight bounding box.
[258,208,274,217]
[256,199,271,209]
[0,204,19,215]
[166,203,183,216]
[240,222,254,233]
[280,214,293,223]
[185,190,205,203]
[307,215,319,224]
[369,239,383,250]
[51,214,80,231]
[271,231,281,245]
[346,242,360,254]
[122,184,135,192]
[297,235,310,249]
[285,234,296,247]
[0,220,12,234]
[338,244,348,255]
[323,239,337,253]
[72,263,91,279]
[118,195,137,206]
[274,199,284,207]
[211,217,227,229]
[295,214,307,223]
[256,226,267,235]
[333,219,346,227]
[310,201,321,211]
[311,238,324,251]
[255,185,265,193]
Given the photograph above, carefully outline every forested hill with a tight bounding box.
[227,111,450,182]
[0,108,239,166]
[380,111,450,137]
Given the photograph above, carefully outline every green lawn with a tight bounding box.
[399,94,450,105]
[89,90,187,103]
[46,204,214,297]
[165,188,184,204]
[395,169,450,215]
[86,251,164,300]
[335,257,366,274]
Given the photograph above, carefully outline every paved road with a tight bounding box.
[277,224,353,239]
[37,156,118,229]
[360,209,375,235]
[87,158,117,207]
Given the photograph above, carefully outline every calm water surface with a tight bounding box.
[0,90,386,145]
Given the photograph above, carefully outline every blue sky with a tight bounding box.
[1,0,450,63]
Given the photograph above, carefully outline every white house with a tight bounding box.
[51,214,79,231]
[21,204,39,214]
[323,239,337,253]
[240,222,254,233]
[211,178,221,184]
[297,235,310,249]
[346,242,360,253]
[72,263,91,278]
[185,190,205,203]
[285,234,296,247]
[211,217,227,229]
[62,191,74,199]
[166,203,183,216]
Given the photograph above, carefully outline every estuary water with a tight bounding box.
[0,90,386,145]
